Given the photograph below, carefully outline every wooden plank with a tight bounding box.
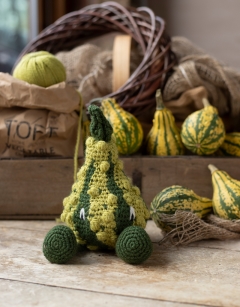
[0,279,199,307]
[38,0,44,32]
[0,158,76,217]
[189,239,240,251]
[0,215,60,220]
[1,220,240,307]
[53,0,66,22]
[0,220,56,231]
[1,157,240,218]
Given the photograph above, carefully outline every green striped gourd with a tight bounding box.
[208,164,240,219]
[61,105,150,250]
[146,89,185,155]
[181,98,225,155]
[217,132,240,156]
[150,185,212,231]
[101,98,143,155]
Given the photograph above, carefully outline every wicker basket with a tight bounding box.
[14,1,176,117]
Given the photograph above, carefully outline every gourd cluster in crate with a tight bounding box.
[141,90,240,228]
[96,88,240,158]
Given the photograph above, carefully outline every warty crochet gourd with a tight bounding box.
[43,104,152,264]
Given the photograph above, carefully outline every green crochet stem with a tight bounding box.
[115,226,153,264]
[43,225,77,264]
[88,104,113,142]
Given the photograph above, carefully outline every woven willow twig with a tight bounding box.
[13,1,176,117]
[156,211,240,246]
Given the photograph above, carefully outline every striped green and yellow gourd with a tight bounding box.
[101,98,143,155]
[208,164,240,220]
[181,98,225,155]
[217,132,240,156]
[145,89,185,155]
[150,185,212,231]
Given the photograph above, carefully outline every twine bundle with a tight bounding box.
[153,211,240,246]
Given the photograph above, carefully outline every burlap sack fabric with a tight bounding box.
[56,44,112,103]
[163,36,240,132]
[56,42,142,107]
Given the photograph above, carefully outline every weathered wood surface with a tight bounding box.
[1,157,240,218]
[0,279,198,307]
[0,220,240,307]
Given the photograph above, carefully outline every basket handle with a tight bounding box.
[112,35,132,92]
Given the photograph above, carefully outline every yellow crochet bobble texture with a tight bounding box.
[61,131,149,249]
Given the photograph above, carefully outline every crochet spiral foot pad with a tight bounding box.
[43,225,77,264]
[115,226,153,264]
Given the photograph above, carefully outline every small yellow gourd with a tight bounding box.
[208,164,240,220]
[145,89,185,155]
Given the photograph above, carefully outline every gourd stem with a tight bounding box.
[208,164,218,174]
[202,98,211,108]
[156,89,165,110]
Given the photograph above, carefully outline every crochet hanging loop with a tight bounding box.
[88,104,113,142]
[73,92,83,182]
[89,97,102,107]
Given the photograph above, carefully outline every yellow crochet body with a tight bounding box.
[61,134,149,250]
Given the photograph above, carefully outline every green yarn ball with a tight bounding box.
[13,51,66,87]
[43,225,77,264]
[116,226,153,264]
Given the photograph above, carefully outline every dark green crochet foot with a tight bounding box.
[43,225,77,264]
[116,226,153,264]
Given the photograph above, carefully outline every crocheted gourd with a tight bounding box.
[43,104,152,264]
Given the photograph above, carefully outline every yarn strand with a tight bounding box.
[74,93,83,182]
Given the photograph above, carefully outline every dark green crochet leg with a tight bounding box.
[43,225,77,264]
[116,226,153,264]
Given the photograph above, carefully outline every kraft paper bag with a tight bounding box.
[0,73,82,158]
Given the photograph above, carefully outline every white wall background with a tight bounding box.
[148,0,240,71]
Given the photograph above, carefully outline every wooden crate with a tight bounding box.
[1,156,240,219]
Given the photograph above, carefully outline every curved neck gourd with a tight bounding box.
[208,164,240,220]
[146,89,185,156]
